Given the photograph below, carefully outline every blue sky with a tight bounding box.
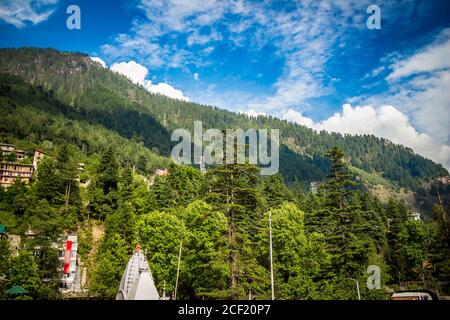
[1,0,450,170]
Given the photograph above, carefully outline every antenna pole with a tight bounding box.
[269,211,275,300]
[174,240,183,300]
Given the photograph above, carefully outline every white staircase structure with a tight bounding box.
[116,244,160,300]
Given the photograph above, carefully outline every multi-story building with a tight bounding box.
[16,230,82,292]
[0,146,45,188]
[0,162,34,187]
[0,143,15,153]
[0,143,26,161]
[58,234,81,293]
[33,149,45,170]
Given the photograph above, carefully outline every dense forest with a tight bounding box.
[0,48,449,300]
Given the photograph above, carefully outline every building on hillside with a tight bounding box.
[0,143,15,153]
[15,230,82,291]
[0,147,45,188]
[75,163,86,185]
[58,234,81,293]
[155,168,169,177]
[0,162,34,187]
[0,143,26,161]
[410,212,421,221]
[116,244,160,300]
[33,149,45,170]
[149,168,169,186]
[8,235,21,257]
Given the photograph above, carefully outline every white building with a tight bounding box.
[410,212,421,221]
[58,234,81,293]
[116,244,160,300]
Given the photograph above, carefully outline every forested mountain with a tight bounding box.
[0,48,447,190]
[0,48,449,300]
[0,48,448,210]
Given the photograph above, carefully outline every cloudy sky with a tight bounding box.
[0,0,449,170]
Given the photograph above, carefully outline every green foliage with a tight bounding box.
[0,48,449,300]
[264,203,330,299]
[7,250,41,298]
[136,210,187,295]
[180,200,230,299]
[0,47,447,192]
[397,220,435,282]
[89,234,129,299]
[97,147,119,194]
[261,174,294,208]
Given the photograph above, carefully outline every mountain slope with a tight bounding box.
[0,48,447,196]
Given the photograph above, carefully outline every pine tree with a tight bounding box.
[97,147,119,194]
[205,162,262,298]
[260,173,293,209]
[386,198,409,285]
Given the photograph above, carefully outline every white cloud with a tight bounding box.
[111,61,149,85]
[193,73,199,81]
[281,109,315,128]
[387,29,450,80]
[148,83,189,101]
[0,0,59,28]
[202,46,214,55]
[361,28,450,148]
[187,29,222,46]
[100,0,375,109]
[110,61,189,101]
[100,0,431,115]
[137,0,227,33]
[90,57,107,68]
[282,104,450,170]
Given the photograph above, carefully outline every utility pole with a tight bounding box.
[350,278,361,300]
[163,280,166,299]
[174,240,183,300]
[435,180,449,241]
[269,211,275,300]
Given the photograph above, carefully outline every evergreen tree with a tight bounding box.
[260,174,293,209]
[205,162,263,298]
[386,198,409,285]
[180,200,230,299]
[97,147,119,194]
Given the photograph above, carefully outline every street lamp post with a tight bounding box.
[174,240,183,300]
[269,211,275,300]
[349,278,361,300]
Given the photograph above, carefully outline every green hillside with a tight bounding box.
[1,48,449,300]
[0,48,447,189]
